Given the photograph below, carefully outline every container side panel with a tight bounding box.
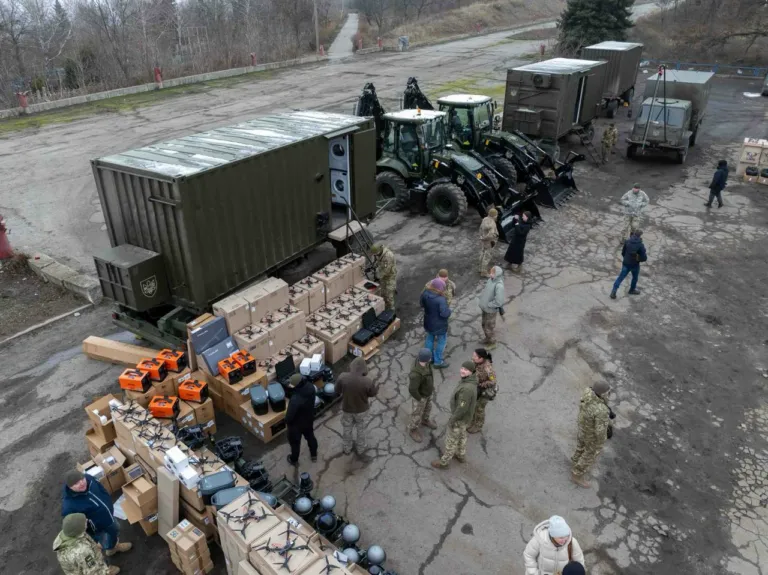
[351,128,377,219]
[92,163,123,248]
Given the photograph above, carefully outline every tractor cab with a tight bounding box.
[436,94,494,150]
[380,109,448,178]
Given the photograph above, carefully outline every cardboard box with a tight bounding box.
[201,336,238,376]
[313,265,349,303]
[85,394,120,442]
[77,460,109,492]
[218,492,281,567]
[274,346,305,371]
[249,530,318,575]
[312,302,343,322]
[288,284,310,315]
[124,387,157,408]
[187,339,198,372]
[123,463,145,484]
[274,507,316,539]
[376,317,401,345]
[237,560,261,575]
[93,446,127,492]
[177,400,198,428]
[297,555,354,575]
[86,428,114,458]
[254,358,278,383]
[181,499,217,538]
[157,467,180,543]
[296,276,325,312]
[213,295,252,335]
[192,398,215,425]
[242,278,289,322]
[219,371,266,418]
[355,293,386,315]
[139,514,159,536]
[308,319,348,365]
[348,338,380,361]
[240,401,287,443]
[291,334,325,364]
[124,475,158,509]
[152,373,177,398]
[233,324,272,360]
[275,305,307,348]
[332,309,363,340]
[260,277,290,312]
[240,284,269,326]
[208,385,224,413]
[355,278,380,296]
[326,259,353,291]
[82,336,160,367]
[339,253,366,287]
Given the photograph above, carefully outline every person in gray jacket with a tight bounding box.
[478,265,505,349]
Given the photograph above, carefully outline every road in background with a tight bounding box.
[328,13,359,58]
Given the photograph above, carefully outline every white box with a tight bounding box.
[163,446,189,475]
[310,354,323,372]
[178,466,201,490]
[300,358,312,376]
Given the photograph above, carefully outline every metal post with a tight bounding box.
[662,66,667,143]
[641,65,663,151]
[313,0,320,55]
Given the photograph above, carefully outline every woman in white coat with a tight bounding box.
[523,516,585,575]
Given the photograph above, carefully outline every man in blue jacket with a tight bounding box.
[421,278,452,369]
[61,470,132,557]
[610,229,648,299]
[705,159,728,208]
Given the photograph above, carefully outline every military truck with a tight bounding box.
[91,110,378,347]
[626,69,714,164]
[353,82,539,227]
[401,77,585,209]
[580,41,644,118]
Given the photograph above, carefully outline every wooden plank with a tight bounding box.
[82,336,159,366]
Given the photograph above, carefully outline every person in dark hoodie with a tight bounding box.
[420,277,452,368]
[285,373,318,466]
[61,470,131,558]
[503,211,532,272]
[431,361,478,469]
[705,159,729,208]
[610,229,647,300]
[337,356,378,460]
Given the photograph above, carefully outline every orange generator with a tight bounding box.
[149,396,180,419]
[118,369,151,392]
[137,358,168,382]
[156,349,187,372]
[232,349,256,376]
[218,358,243,384]
[178,379,208,403]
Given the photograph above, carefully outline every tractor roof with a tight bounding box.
[436,94,491,107]
[383,109,446,123]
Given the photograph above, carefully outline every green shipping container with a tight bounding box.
[92,110,377,312]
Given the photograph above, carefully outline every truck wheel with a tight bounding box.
[606,107,615,119]
[689,129,698,147]
[676,146,688,164]
[627,145,637,159]
[489,157,518,188]
[375,172,409,211]
[427,183,468,226]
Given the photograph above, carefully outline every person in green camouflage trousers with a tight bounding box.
[432,361,478,469]
[54,513,119,575]
[571,381,612,488]
[408,348,437,443]
[467,348,497,433]
[601,123,618,163]
[370,244,397,310]
[478,208,499,276]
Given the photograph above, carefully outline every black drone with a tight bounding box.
[317,556,341,574]
[218,494,274,538]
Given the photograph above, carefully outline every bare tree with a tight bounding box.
[24,0,72,70]
[0,0,30,77]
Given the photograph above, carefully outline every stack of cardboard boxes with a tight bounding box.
[737,137,768,185]
[84,394,120,457]
[167,519,214,575]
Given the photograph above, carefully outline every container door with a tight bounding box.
[573,76,587,125]
[351,128,377,220]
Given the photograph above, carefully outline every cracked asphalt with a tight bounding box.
[2,25,768,575]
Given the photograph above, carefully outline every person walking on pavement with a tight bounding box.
[408,348,437,443]
[523,515,585,575]
[503,211,532,273]
[431,362,478,469]
[478,265,505,349]
[610,229,647,299]
[601,122,619,163]
[425,269,456,307]
[705,159,729,208]
[619,184,649,244]
[467,348,497,434]
[337,357,377,460]
[421,278,452,368]
[62,471,131,559]
[370,244,397,311]
[478,208,499,276]
[54,513,120,575]
[571,381,614,487]
[285,373,318,466]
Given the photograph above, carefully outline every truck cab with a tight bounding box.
[379,109,450,179]
[627,97,693,163]
[436,94,494,149]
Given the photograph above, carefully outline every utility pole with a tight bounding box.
[313,0,320,54]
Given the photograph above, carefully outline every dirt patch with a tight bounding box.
[509,28,558,41]
[0,257,86,340]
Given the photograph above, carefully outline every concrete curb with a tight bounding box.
[27,252,103,304]
[0,55,327,120]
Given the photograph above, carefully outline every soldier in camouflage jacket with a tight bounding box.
[371,244,397,311]
[54,513,117,575]
[571,381,612,488]
[467,348,497,434]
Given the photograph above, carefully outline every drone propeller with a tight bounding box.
[320,556,340,574]
[272,555,292,572]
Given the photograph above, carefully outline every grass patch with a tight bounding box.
[427,76,506,102]
[508,27,557,41]
[0,70,274,136]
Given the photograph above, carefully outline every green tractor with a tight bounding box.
[402,77,585,209]
[354,82,539,227]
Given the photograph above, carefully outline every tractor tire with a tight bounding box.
[482,168,500,191]
[375,171,409,211]
[489,157,518,188]
[627,144,637,159]
[427,182,468,226]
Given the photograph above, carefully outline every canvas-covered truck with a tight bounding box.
[626,69,714,164]
[580,41,644,118]
[91,110,377,347]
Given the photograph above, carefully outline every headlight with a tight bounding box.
[476,173,483,179]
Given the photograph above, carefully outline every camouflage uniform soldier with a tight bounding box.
[478,208,499,276]
[371,244,397,311]
[408,348,436,443]
[425,269,456,307]
[571,381,612,488]
[601,123,619,163]
[467,348,497,433]
[54,513,119,575]
[432,362,478,469]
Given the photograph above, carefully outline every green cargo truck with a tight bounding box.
[91,110,377,348]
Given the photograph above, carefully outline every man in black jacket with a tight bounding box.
[705,160,728,208]
[610,229,648,299]
[285,373,318,466]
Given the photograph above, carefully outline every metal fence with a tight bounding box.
[642,59,768,78]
